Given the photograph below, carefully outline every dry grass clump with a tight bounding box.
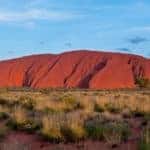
[41,114,64,142]
[41,111,88,142]
[10,107,28,124]
[7,107,40,132]
[94,103,105,113]
[60,111,88,142]
[19,96,36,110]
[61,124,86,142]
[0,102,10,121]
[35,94,81,113]
[92,94,150,116]
[76,96,95,112]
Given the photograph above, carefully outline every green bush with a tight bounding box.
[139,126,150,150]
[85,124,104,140]
[84,115,130,144]
[103,122,130,145]
[0,112,9,120]
[84,115,106,140]
[135,78,150,88]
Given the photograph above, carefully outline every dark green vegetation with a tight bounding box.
[135,78,150,88]
[139,126,150,150]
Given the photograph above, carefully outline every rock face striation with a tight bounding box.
[0,50,149,89]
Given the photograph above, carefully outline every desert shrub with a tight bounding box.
[41,127,63,143]
[0,127,8,140]
[7,119,41,133]
[84,115,106,140]
[21,120,41,133]
[94,103,105,113]
[103,122,130,147]
[74,102,85,110]
[135,78,150,88]
[41,111,87,142]
[59,94,79,111]
[43,107,60,114]
[139,126,150,150]
[40,88,51,95]
[11,107,27,123]
[61,125,86,142]
[19,96,36,110]
[60,94,76,105]
[41,115,63,142]
[121,109,132,118]
[60,112,87,142]
[0,98,8,106]
[6,106,40,132]
[105,103,121,113]
[0,98,19,108]
[142,113,150,127]
[84,115,130,144]
[85,124,104,140]
[132,109,146,118]
[0,112,9,120]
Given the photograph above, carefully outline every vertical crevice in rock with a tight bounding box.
[78,58,108,88]
[22,63,35,87]
[32,56,61,87]
[128,58,145,80]
[63,58,83,87]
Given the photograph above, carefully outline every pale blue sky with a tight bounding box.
[0,0,150,60]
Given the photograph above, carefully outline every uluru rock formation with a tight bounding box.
[0,50,149,89]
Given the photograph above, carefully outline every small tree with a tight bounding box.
[135,77,150,88]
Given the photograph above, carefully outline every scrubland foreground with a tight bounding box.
[0,88,149,150]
